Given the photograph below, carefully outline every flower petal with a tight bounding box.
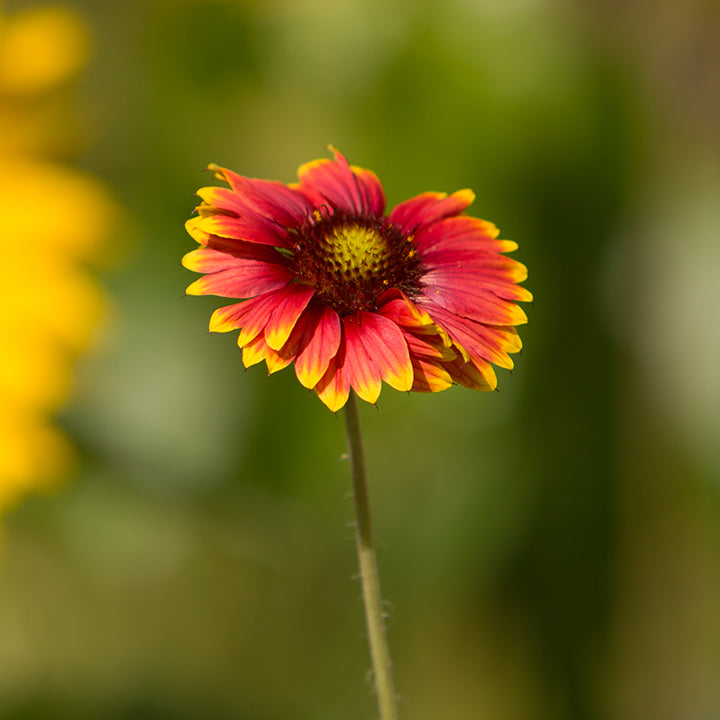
[422,258,533,302]
[204,167,312,226]
[264,284,315,351]
[423,302,520,370]
[376,289,451,344]
[236,298,274,346]
[353,312,413,392]
[208,301,247,333]
[387,189,475,234]
[377,288,435,328]
[294,305,342,390]
[343,315,383,404]
[410,358,454,393]
[446,357,497,392]
[404,330,457,361]
[297,147,385,216]
[191,213,291,248]
[206,292,278,340]
[421,270,529,325]
[185,216,213,246]
[423,250,530,286]
[185,216,288,257]
[414,216,503,254]
[185,261,293,299]
[242,333,294,374]
[182,245,285,273]
[314,340,350,412]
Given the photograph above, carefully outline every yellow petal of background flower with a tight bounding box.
[0,6,117,523]
[0,6,88,96]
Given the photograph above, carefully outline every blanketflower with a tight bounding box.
[183,149,532,411]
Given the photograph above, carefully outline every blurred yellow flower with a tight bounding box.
[0,4,116,516]
[0,5,88,96]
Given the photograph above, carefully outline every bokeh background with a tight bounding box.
[2,0,719,718]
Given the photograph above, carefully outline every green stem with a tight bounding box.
[343,391,398,720]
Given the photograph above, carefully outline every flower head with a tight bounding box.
[183,148,532,411]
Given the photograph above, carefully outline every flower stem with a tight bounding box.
[343,391,398,720]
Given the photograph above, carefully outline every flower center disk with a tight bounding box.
[290,210,423,316]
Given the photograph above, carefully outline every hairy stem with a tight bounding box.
[344,392,398,720]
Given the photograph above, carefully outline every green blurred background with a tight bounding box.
[2,0,720,718]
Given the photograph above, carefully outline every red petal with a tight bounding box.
[377,290,452,348]
[343,315,383,404]
[242,333,294,374]
[377,289,435,329]
[387,189,475,234]
[422,303,519,370]
[208,301,251,333]
[204,168,313,226]
[423,264,533,304]
[185,261,293,299]
[185,214,288,257]
[264,284,315,350]
[314,340,350,412]
[404,330,457,361]
[297,148,385,216]
[410,358,453,393]
[232,292,285,346]
[413,216,501,253]
[353,312,413,392]
[182,245,286,273]
[274,301,320,363]
[446,357,497,391]
[423,248,529,285]
[294,305,342,389]
[192,213,291,248]
[421,270,529,326]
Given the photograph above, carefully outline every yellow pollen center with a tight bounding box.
[325,224,387,278]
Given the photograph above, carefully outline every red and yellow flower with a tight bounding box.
[183,149,531,411]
